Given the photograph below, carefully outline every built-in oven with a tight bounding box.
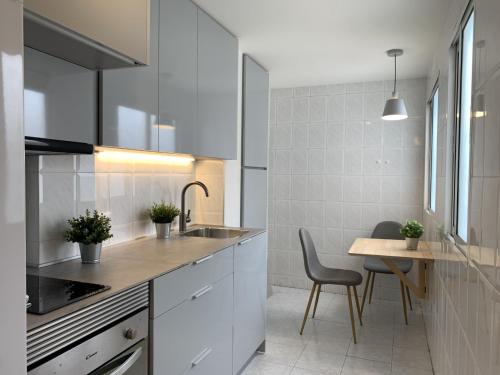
[27,283,149,375]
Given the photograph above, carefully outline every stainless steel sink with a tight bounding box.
[182,227,249,239]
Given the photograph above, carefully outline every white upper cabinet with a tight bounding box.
[24,0,150,69]
[242,55,269,167]
[158,0,198,154]
[197,9,239,160]
[100,0,159,151]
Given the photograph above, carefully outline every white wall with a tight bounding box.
[422,0,500,374]
[0,0,26,372]
[267,79,427,298]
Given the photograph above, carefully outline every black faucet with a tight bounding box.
[180,181,209,232]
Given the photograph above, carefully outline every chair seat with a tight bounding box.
[311,267,362,286]
[363,257,413,274]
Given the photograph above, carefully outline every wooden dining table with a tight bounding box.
[348,238,435,299]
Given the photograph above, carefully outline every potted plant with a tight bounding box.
[400,220,424,250]
[64,210,113,264]
[148,201,180,239]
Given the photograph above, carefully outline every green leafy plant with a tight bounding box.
[64,210,113,245]
[400,220,424,239]
[148,201,180,223]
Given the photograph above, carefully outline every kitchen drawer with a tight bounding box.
[152,246,233,317]
[152,274,233,375]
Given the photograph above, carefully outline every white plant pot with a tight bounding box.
[155,222,172,239]
[79,242,102,264]
[405,237,419,250]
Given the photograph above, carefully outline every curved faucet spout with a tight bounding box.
[180,181,210,232]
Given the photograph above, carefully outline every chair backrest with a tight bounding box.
[298,228,322,280]
[371,221,404,240]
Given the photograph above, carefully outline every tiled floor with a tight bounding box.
[243,286,433,375]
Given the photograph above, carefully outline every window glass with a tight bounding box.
[456,11,474,241]
[429,88,439,212]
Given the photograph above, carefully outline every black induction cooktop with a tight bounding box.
[26,274,110,315]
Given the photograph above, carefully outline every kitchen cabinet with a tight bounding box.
[100,0,159,151]
[233,233,268,373]
[153,275,233,375]
[151,246,233,375]
[23,0,150,69]
[24,47,97,145]
[197,9,238,159]
[242,55,270,168]
[158,0,198,154]
[150,233,268,374]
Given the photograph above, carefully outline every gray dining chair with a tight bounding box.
[298,228,363,343]
[360,221,413,325]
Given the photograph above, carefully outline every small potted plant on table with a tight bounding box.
[64,209,113,264]
[400,220,424,250]
[148,201,180,239]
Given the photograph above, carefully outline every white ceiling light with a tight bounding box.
[382,49,408,121]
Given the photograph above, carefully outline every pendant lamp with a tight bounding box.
[382,49,408,121]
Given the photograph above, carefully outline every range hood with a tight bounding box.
[24,9,141,70]
[25,137,94,155]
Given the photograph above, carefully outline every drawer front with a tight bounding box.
[153,246,233,317]
[152,274,233,375]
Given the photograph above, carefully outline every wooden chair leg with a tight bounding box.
[352,286,363,326]
[406,285,413,311]
[368,272,376,304]
[312,284,321,318]
[400,280,408,325]
[346,286,357,344]
[360,271,372,315]
[300,282,317,335]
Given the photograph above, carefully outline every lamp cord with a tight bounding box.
[393,54,397,95]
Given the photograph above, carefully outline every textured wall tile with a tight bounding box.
[310,96,328,122]
[308,123,326,148]
[268,79,425,291]
[292,97,310,123]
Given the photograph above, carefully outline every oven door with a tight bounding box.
[89,339,147,375]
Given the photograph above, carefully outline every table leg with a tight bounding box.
[380,258,429,299]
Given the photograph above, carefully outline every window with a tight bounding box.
[453,8,475,242]
[428,86,439,213]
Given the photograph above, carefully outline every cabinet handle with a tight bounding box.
[193,254,214,265]
[238,238,252,246]
[191,285,213,300]
[191,347,212,367]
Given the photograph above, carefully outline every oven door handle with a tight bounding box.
[108,346,143,375]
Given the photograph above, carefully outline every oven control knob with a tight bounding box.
[124,328,137,340]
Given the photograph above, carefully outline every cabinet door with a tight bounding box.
[100,0,159,151]
[158,0,197,154]
[24,47,97,144]
[24,0,150,65]
[233,233,268,373]
[197,9,238,159]
[242,55,269,168]
[152,274,233,375]
[241,168,268,228]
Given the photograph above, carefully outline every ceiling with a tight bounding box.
[194,0,450,88]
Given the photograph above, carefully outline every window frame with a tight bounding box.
[427,81,439,214]
[451,4,475,245]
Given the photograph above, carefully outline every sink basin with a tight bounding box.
[182,227,249,239]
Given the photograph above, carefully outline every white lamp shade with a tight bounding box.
[382,96,408,121]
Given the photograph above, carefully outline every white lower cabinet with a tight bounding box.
[152,274,233,375]
[233,234,268,374]
[151,233,267,374]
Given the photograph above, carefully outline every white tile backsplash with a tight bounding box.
[26,154,223,266]
[269,78,426,291]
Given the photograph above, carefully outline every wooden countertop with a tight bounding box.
[27,226,265,331]
[348,238,434,261]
